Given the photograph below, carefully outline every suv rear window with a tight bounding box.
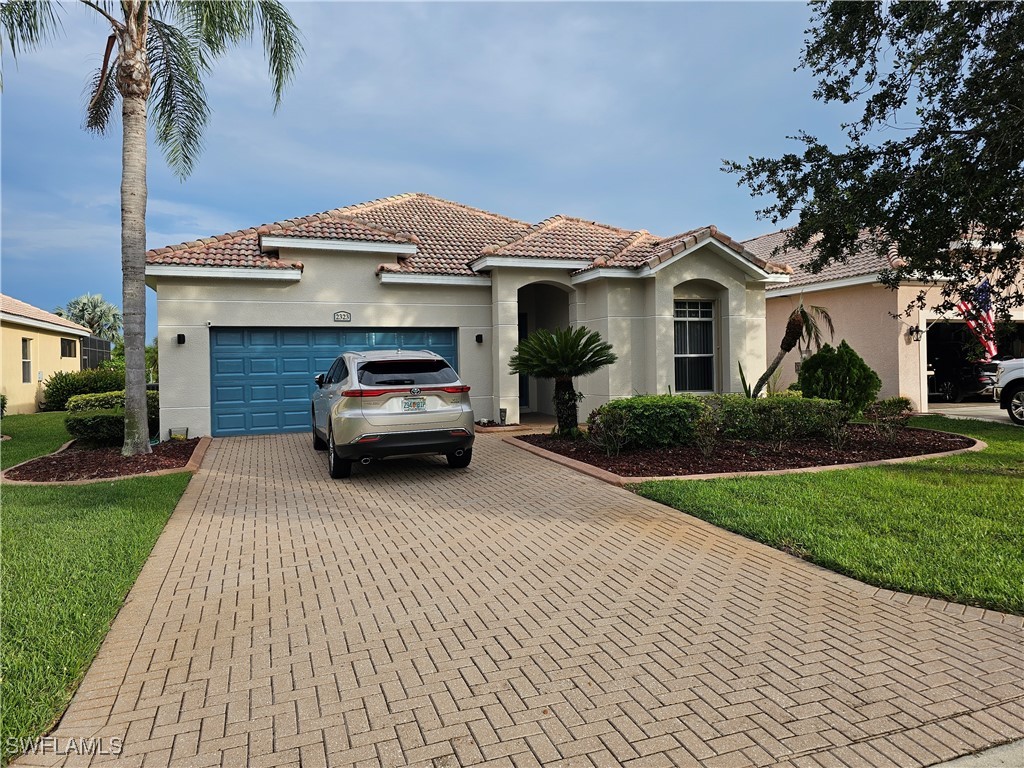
[357,359,459,386]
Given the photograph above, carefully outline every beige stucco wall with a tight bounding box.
[1,321,83,414]
[766,283,904,400]
[154,250,493,437]
[153,241,777,435]
[579,246,769,412]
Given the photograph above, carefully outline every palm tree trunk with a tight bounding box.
[751,346,789,398]
[117,12,152,455]
[553,378,579,435]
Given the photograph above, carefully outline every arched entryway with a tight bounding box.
[517,282,573,416]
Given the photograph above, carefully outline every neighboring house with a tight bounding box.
[146,193,791,437]
[1,294,92,414]
[745,230,1024,411]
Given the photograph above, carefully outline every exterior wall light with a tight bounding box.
[907,325,924,342]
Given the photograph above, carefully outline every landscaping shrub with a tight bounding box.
[587,395,705,451]
[41,369,125,411]
[64,409,126,446]
[67,390,160,437]
[586,404,631,457]
[0,393,6,418]
[865,396,913,441]
[705,394,850,444]
[797,341,881,415]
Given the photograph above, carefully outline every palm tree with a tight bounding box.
[1,1,302,455]
[509,326,618,435]
[751,300,834,398]
[54,293,123,342]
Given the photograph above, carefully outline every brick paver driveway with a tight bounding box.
[26,433,1024,767]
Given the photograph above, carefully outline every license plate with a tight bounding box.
[402,397,426,412]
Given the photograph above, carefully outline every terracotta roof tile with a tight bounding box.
[1,294,91,333]
[744,229,889,291]
[147,193,788,279]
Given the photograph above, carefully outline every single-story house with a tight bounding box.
[147,193,791,437]
[1,294,92,414]
[744,230,1024,410]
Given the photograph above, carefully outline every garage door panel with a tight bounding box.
[248,330,278,347]
[249,358,278,375]
[210,327,459,436]
[281,384,309,401]
[249,384,279,402]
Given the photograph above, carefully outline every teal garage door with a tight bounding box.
[210,327,459,436]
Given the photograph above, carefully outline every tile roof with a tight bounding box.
[147,193,789,279]
[743,229,895,291]
[1,293,91,334]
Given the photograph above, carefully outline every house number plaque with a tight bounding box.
[333,311,352,323]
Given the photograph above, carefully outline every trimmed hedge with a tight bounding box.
[64,409,126,446]
[65,390,160,442]
[41,369,125,411]
[587,392,851,454]
[67,389,159,416]
[587,395,704,450]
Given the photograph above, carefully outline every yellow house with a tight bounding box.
[1,294,91,414]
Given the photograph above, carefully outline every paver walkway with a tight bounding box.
[20,433,1024,767]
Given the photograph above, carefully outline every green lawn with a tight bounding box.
[1,414,192,763]
[1,412,73,470]
[635,416,1024,614]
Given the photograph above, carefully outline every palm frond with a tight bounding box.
[84,36,117,133]
[0,0,63,89]
[509,326,618,380]
[147,16,209,178]
[170,0,302,109]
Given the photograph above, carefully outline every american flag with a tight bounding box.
[956,279,998,361]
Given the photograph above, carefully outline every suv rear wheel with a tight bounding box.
[328,429,352,478]
[446,448,472,469]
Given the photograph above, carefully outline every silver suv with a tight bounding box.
[311,350,475,478]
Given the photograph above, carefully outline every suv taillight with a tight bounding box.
[341,388,393,398]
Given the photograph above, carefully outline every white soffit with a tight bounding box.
[259,236,418,255]
[378,272,492,286]
[145,265,302,281]
[470,256,593,272]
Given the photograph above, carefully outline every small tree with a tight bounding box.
[750,301,834,398]
[509,326,617,435]
[798,340,881,415]
[54,293,123,341]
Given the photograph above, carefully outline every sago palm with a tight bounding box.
[55,293,123,341]
[509,326,618,435]
[1,0,302,454]
[751,300,834,398]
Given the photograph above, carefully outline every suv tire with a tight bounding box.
[446,448,472,469]
[328,429,352,478]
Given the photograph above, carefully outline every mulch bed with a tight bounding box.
[5,438,202,482]
[517,424,974,477]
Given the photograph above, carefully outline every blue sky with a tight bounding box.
[1,1,850,339]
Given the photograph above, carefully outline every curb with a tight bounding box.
[504,433,988,487]
[1,436,212,486]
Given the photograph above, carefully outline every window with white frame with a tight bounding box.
[21,338,32,383]
[673,300,714,392]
